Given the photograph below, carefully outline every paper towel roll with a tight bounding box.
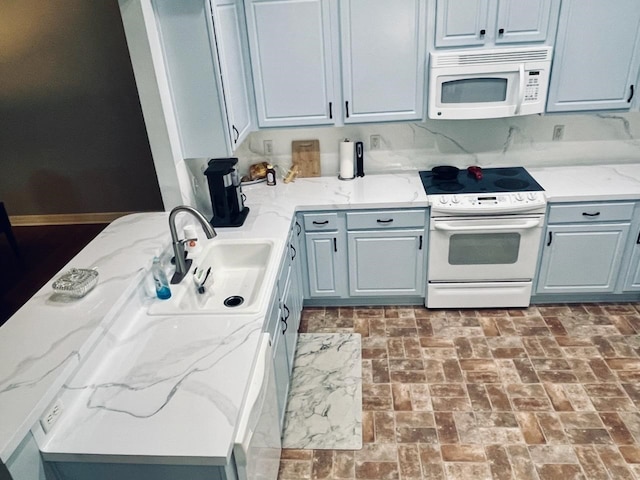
[339,140,355,179]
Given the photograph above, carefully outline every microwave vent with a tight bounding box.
[433,48,552,67]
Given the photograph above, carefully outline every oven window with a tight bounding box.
[449,233,520,265]
[441,78,508,104]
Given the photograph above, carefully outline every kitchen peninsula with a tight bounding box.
[1,164,640,480]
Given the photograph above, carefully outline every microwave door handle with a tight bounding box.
[434,219,541,232]
[514,63,525,115]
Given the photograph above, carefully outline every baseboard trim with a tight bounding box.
[9,212,137,226]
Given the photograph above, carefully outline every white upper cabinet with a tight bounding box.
[340,0,426,123]
[153,0,254,158]
[244,0,337,127]
[435,0,559,48]
[546,0,640,113]
[210,0,254,148]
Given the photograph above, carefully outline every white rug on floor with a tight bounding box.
[281,333,362,450]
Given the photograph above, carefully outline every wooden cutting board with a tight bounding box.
[292,140,320,177]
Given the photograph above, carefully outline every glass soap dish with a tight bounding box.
[52,268,99,298]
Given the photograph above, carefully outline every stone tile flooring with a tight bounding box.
[277,303,640,480]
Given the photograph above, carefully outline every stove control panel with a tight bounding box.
[431,191,546,214]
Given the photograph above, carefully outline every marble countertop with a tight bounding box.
[2,165,640,466]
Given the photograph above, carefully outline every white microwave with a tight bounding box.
[428,46,553,120]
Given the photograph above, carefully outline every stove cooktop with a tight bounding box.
[419,166,544,196]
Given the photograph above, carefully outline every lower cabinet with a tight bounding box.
[268,221,304,428]
[300,209,428,302]
[535,202,634,295]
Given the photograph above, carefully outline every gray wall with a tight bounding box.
[0,0,163,216]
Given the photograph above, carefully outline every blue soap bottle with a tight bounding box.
[151,256,172,300]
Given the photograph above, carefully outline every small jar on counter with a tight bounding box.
[266,164,277,186]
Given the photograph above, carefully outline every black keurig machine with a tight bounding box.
[204,158,249,227]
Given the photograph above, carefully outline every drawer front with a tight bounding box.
[547,202,635,224]
[346,209,426,230]
[303,213,339,231]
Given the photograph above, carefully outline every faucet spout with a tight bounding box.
[168,205,216,284]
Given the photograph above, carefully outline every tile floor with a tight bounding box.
[277,303,640,480]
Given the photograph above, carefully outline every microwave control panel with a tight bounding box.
[524,71,541,102]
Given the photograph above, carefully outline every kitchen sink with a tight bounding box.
[147,239,275,316]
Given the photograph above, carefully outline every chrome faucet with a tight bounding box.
[168,205,216,284]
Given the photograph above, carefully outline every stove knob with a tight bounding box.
[527,192,537,201]
[439,195,448,204]
[451,195,460,204]
[515,193,524,201]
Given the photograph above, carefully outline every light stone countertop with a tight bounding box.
[2,165,639,467]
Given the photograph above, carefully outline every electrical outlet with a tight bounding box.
[40,398,64,433]
[370,135,381,150]
[552,125,565,141]
[263,140,273,156]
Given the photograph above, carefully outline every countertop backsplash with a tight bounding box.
[184,112,640,214]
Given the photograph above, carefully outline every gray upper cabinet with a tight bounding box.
[434,0,559,48]
[244,0,337,127]
[340,0,426,123]
[546,0,640,113]
[210,0,254,148]
[153,0,253,158]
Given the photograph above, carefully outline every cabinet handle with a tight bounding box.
[376,218,394,224]
[345,101,350,118]
[312,220,329,225]
[419,235,423,250]
[547,232,553,246]
[498,28,504,35]
[232,125,239,143]
[281,317,288,334]
[333,237,337,252]
[329,102,333,119]
[479,29,486,36]
[636,231,640,244]
[284,304,290,321]
[628,85,635,103]
[296,221,302,235]
[582,212,601,217]
[290,244,296,261]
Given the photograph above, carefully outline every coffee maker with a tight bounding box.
[204,158,249,227]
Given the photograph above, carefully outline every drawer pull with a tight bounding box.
[582,212,601,217]
[377,218,394,224]
[312,220,329,225]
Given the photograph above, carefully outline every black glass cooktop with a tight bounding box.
[419,167,544,195]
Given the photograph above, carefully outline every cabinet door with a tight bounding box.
[435,0,490,47]
[305,232,348,297]
[244,0,337,127]
[347,229,426,296]
[623,229,640,291]
[340,0,426,123]
[211,0,254,148]
[536,224,630,294]
[495,0,556,44]
[547,0,640,112]
[267,292,289,428]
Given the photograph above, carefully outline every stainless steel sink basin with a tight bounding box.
[147,239,275,316]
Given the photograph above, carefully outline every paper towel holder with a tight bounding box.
[338,138,356,181]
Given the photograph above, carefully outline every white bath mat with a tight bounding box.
[282,333,362,450]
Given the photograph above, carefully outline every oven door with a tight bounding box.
[428,215,544,282]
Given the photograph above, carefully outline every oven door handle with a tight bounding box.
[433,219,541,232]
